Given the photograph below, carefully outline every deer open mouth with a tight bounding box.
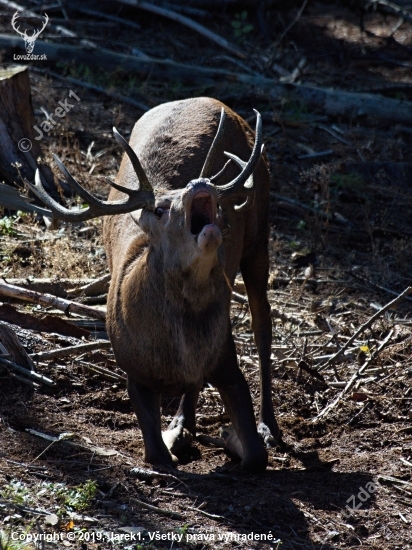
[188,191,215,236]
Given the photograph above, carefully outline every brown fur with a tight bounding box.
[103,97,278,472]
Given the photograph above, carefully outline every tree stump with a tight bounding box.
[0,65,58,201]
[0,321,34,371]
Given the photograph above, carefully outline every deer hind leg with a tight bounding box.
[162,390,199,455]
[209,334,268,473]
[127,377,178,467]
[240,248,280,447]
[168,390,199,434]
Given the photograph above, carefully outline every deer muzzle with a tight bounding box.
[184,180,221,252]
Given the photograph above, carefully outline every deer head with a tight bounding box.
[11,11,49,53]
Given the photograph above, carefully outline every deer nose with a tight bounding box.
[197,224,222,253]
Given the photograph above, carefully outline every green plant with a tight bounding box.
[231,11,253,39]
[279,97,310,123]
[0,529,34,550]
[0,216,15,236]
[59,480,98,512]
[1,481,32,505]
[330,172,364,195]
[0,212,26,236]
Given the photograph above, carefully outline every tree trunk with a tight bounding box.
[0,65,58,200]
[0,320,34,371]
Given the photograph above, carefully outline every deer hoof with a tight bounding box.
[162,425,193,455]
[258,422,277,447]
[221,425,268,473]
[220,425,243,459]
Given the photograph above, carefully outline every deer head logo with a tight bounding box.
[11,11,49,54]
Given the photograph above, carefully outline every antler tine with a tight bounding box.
[220,153,255,211]
[113,127,153,194]
[214,109,264,195]
[104,177,149,198]
[53,154,102,207]
[24,170,77,220]
[199,107,226,179]
[209,158,232,183]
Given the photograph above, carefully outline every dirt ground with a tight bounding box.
[1,1,412,549]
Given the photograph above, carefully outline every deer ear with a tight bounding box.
[129,209,145,228]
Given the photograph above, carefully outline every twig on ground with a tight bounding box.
[0,280,106,320]
[75,360,126,384]
[131,497,183,519]
[232,291,248,305]
[0,498,51,516]
[314,123,352,146]
[26,429,118,457]
[318,287,412,372]
[30,341,111,361]
[9,372,39,387]
[314,329,394,421]
[130,466,189,489]
[188,506,225,520]
[115,0,246,59]
[349,270,412,302]
[297,150,334,160]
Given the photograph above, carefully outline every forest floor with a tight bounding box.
[0,1,412,549]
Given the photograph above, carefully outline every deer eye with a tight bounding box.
[154,207,164,219]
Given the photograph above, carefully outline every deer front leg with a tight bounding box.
[127,377,177,467]
[240,249,280,447]
[209,335,268,473]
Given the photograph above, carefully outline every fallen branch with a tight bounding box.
[30,340,111,361]
[0,280,106,320]
[313,329,394,421]
[318,286,412,372]
[1,35,412,125]
[188,506,224,520]
[130,466,189,489]
[0,356,54,386]
[131,497,183,519]
[66,274,111,298]
[116,0,246,59]
[26,429,118,456]
[0,302,90,338]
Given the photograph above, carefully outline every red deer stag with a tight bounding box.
[27,97,279,473]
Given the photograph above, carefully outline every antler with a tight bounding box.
[11,11,26,38]
[214,109,264,197]
[25,129,155,222]
[31,13,48,39]
[199,108,226,179]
